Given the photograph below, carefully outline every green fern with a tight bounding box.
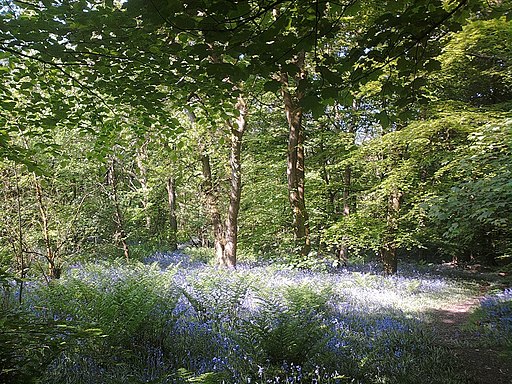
[236,283,331,367]
[26,260,181,383]
[184,269,253,322]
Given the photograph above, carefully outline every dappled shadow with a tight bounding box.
[144,250,512,383]
[424,296,512,384]
[430,296,482,328]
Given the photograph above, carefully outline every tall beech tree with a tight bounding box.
[186,94,249,267]
[280,51,311,257]
[224,97,249,267]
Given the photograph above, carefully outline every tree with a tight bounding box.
[185,94,249,267]
[426,110,512,264]
[280,50,311,257]
[432,17,512,106]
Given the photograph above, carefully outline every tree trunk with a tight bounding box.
[14,167,27,299]
[381,189,402,275]
[381,247,398,276]
[200,152,226,265]
[166,177,178,251]
[336,99,358,267]
[224,97,248,268]
[187,106,228,265]
[338,165,351,267]
[108,159,130,260]
[188,96,247,269]
[33,174,60,279]
[342,166,351,217]
[318,140,336,215]
[281,51,311,258]
[136,140,151,231]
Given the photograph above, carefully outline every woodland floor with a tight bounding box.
[430,284,512,384]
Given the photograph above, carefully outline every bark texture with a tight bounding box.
[223,97,248,267]
[281,51,311,258]
[381,189,403,275]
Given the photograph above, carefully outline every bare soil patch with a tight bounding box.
[431,294,512,384]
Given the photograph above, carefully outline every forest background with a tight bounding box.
[1,0,511,278]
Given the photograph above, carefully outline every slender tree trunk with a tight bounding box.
[14,167,26,300]
[318,140,336,215]
[166,177,178,251]
[186,107,227,264]
[318,139,334,258]
[33,174,60,279]
[338,165,351,266]
[108,159,130,260]
[136,140,151,231]
[17,133,59,278]
[342,166,351,217]
[281,51,311,258]
[200,152,226,265]
[188,99,247,268]
[381,189,402,275]
[337,99,358,267]
[223,97,248,268]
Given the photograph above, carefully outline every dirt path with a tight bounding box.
[431,295,512,384]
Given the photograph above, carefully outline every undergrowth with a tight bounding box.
[469,288,512,350]
[1,254,495,383]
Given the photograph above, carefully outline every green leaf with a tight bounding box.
[376,111,390,128]
[317,66,342,85]
[321,86,339,100]
[301,94,325,118]
[263,80,281,93]
[424,59,442,72]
